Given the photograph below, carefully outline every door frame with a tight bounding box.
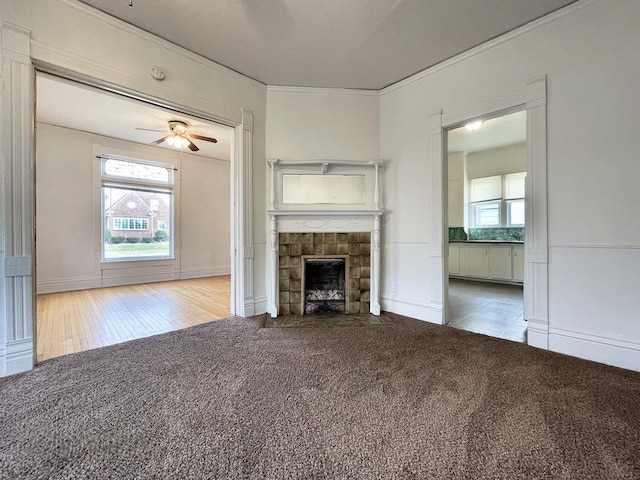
[430,76,549,349]
[0,23,255,375]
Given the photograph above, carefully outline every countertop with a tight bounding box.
[449,240,524,244]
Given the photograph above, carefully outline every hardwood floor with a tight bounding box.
[36,276,231,362]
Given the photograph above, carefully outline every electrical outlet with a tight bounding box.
[391,281,397,293]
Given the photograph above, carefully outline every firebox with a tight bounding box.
[303,256,348,314]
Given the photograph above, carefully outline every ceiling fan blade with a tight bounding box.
[189,133,218,143]
[186,139,199,152]
[136,127,167,132]
[151,135,170,145]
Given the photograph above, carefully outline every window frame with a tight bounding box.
[101,155,176,263]
[469,173,525,229]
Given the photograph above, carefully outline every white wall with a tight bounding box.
[36,123,230,293]
[380,0,640,370]
[266,87,380,160]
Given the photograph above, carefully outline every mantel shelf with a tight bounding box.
[267,159,384,167]
[268,209,384,216]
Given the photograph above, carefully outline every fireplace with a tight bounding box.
[303,256,347,314]
[266,158,384,318]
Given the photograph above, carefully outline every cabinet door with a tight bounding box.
[448,244,460,274]
[488,245,512,280]
[512,245,525,282]
[460,245,489,277]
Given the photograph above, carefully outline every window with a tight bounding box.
[472,201,501,227]
[469,173,525,228]
[113,217,149,230]
[102,157,174,261]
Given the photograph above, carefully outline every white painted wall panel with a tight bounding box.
[548,246,640,344]
[266,88,380,161]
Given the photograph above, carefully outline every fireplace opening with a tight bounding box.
[303,257,347,314]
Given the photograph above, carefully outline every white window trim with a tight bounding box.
[94,146,180,264]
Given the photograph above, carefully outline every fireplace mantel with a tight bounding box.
[267,159,385,318]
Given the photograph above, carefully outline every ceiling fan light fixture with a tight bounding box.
[166,135,175,146]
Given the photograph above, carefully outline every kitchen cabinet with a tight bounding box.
[488,245,512,280]
[449,244,460,275]
[512,245,525,282]
[459,244,488,277]
[450,242,524,284]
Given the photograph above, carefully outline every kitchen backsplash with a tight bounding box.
[448,227,468,241]
[448,227,524,241]
[468,228,524,241]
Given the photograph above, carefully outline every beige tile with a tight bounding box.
[349,243,360,255]
[337,243,349,255]
[313,233,325,244]
[350,266,361,279]
[360,302,370,314]
[359,232,371,243]
[278,244,289,255]
[279,291,290,303]
[348,232,360,243]
[360,267,370,279]
[302,243,314,254]
[313,244,325,255]
[325,233,337,243]
[289,243,301,256]
[324,243,337,255]
[336,233,348,243]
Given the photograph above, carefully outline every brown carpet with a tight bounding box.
[1,313,639,479]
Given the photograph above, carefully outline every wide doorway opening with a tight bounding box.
[35,72,234,361]
[445,109,526,342]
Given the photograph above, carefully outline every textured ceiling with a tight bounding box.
[77,0,577,90]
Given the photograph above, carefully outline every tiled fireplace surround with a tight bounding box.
[278,232,371,315]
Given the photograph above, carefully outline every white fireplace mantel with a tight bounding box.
[266,159,385,318]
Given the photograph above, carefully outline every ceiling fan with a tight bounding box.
[136,120,217,152]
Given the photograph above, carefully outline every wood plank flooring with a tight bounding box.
[36,276,231,362]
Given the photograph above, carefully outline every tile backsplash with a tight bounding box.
[468,228,524,241]
[448,227,524,241]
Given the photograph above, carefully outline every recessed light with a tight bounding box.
[465,120,483,131]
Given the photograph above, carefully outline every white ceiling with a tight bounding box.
[36,74,232,161]
[77,0,577,90]
[447,110,526,154]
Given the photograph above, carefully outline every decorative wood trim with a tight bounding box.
[1,22,35,376]
[435,75,549,347]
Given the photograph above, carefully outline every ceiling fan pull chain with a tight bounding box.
[128,0,133,7]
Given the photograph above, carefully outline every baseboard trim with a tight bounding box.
[549,328,640,372]
[37,276,101,294]
[5,338,34,376]
[381,297,443,324]
[180,266,231,279]
[253,296,268,315]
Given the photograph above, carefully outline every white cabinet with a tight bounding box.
[488,245,512,280]
[450,242,524,283]
[512,244,525,282]
[448,244,460,275]
[459,244,489,277]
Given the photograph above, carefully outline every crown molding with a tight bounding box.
[267,85,379,96]
[56,0,266,90]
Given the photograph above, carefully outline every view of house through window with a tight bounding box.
[102,157,174,261]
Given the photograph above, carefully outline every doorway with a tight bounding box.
[35,72,234,360]
[444,109,526,342]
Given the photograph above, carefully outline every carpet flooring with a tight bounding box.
[1,313,639,479]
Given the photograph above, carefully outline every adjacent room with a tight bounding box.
[446,110,527,342]
[34,73,233,361]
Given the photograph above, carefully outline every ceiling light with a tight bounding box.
[166,135,175,146]
[465,120,483,131]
